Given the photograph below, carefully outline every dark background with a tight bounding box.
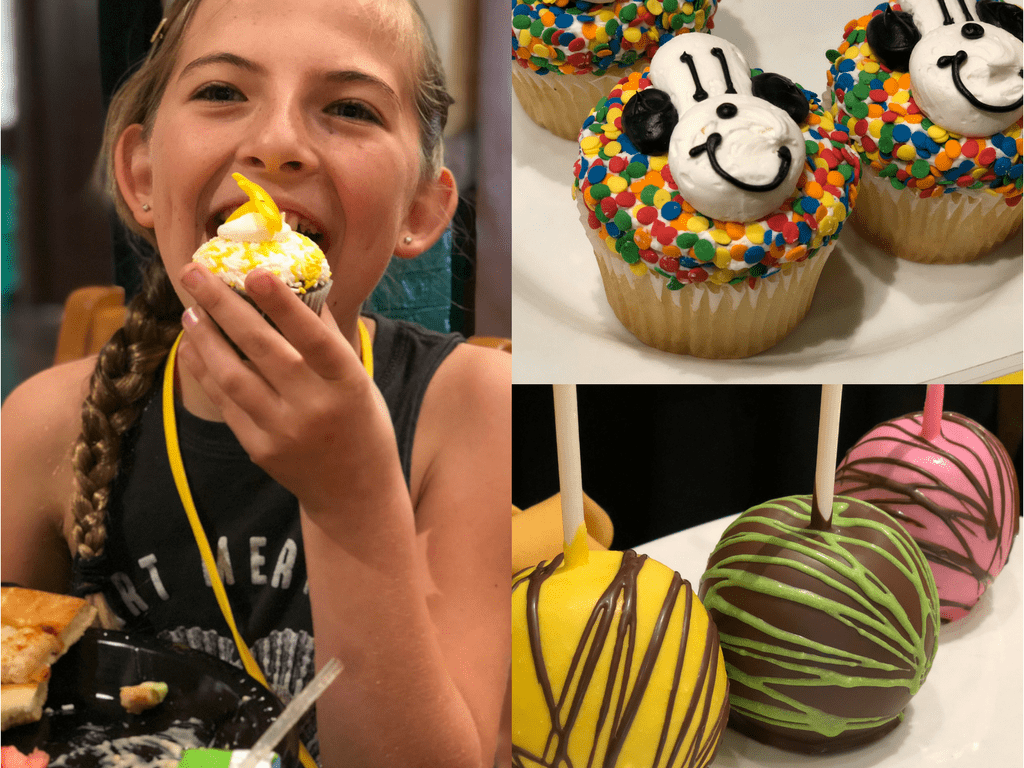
[512,385,1023,550]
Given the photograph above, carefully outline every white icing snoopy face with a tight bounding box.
[868,0,1023,136]
[622,35,809,222]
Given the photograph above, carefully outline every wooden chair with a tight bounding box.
[53,285,510,363]
[53,286,128,365]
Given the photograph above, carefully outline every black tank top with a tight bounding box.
[70,313,462,762]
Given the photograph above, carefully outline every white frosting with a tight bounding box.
[668,94,806,221]
[193,222,330,292]
[908,21,1024,137]
[217,211,293,243]
[644,34,807,221]
[900,0,978,34]
[648,34,753,116]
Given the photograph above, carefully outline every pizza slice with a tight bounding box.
[1,587,98,731]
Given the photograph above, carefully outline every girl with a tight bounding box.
[0,1,510,766]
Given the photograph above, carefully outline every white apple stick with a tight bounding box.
[921,384,945,441]
[812,385,843,529]
[553,385,589,569]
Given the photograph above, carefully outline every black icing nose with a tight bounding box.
[716,103,738,119]
[961,22,985,39]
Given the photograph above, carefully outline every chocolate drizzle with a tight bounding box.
[834,411,1020,621]
[512,550,729,767]
[936,50,1024,112]
[688,135,793,192]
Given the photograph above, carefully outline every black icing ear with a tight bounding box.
[976,0,1023,39]
[750,72,810,125]
[866,6,921,72]
[622,88,679,156]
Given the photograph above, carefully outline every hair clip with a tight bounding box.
[150,17,168,46]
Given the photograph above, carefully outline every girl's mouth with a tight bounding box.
[205,209,329,249]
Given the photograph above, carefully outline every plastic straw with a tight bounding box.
[922,384,945,441]
[552,385,589,569]
[812,385,843,530]
[238,657,343,768]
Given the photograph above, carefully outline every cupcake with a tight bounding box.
[573,35,860,358]
[192,173,332,315]
[826,0,1023,264]
[512,0,719,141]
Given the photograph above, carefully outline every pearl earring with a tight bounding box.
[403,236,412,244]
[142,203,151,212]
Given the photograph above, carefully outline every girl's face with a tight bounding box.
[118,0,452,322]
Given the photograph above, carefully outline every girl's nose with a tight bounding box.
[240,104,318,174]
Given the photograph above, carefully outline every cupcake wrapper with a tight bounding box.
[511,62,647,141]
[219,279,332,357]
[579,199,834,358]
[852,170,1022,264]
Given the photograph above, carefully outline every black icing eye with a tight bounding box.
[716,102,738,119]
[976,0,1023,40]
[961,22,985,38]
[622,87,679,156]
[750,72,810,125]
[866,6,922,72]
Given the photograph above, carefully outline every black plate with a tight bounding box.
[2,628,299,767]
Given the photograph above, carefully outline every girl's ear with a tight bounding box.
[394,167,459,259]
[114,124,155,229]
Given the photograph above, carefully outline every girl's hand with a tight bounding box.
[176,263,396,514]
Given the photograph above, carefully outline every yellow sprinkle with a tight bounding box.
[595,28,610,44]
[745,224,765,244]
[518,30,531,48]
[896,145,917,162]
[607,175,628,193]
[623,27,642,44]
[648,156,668,172]
[629,261,648,276]
[709,269,733,285]
[531,43,550,58]
[710,229,732,245]
[581,136,602,154]
[682,2,694,13]
[862,60,879,74]
[713,247,731,268]
[646,0,664,14]
[891,91,909,104]
[687,216,710,232]
[927,125,949,142]
[596,9,615,21]
[695,9,704,26]
[604,141,622,156]
[846,45,860,58]
[652,189,672,207]
[868,119,883,139]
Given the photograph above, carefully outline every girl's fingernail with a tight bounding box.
[182,306,200,327]
[181,266,204,290]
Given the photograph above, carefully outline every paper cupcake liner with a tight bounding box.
[215,279,331,357]
[852,170,1022,264]
[579,200,835,358]
[511,62,647,141]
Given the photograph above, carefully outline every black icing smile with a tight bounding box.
[936,50,1024,112]
[688,133,793,193]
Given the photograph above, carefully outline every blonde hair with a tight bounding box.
[74,0,454,559]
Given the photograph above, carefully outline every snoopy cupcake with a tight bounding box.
[827,0,1022,263]
[574,35,860,358]
[512,0,719,141]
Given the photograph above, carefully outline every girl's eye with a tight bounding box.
[192,83,245,102]
[326,100,382,124]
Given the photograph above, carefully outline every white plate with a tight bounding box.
[633,513,1023,768]
[511,0,1023,384]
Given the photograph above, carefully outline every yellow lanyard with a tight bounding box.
[162,319,372,768]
